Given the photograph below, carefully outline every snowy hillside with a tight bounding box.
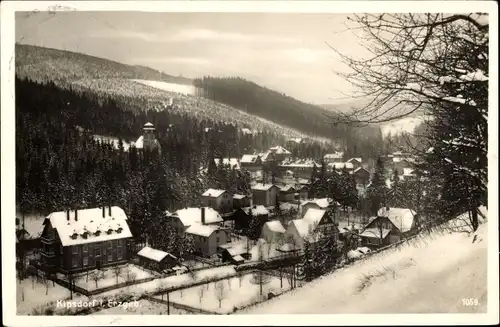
[241,211,488,314]
[132,79,197,96]
[380,116,424,137]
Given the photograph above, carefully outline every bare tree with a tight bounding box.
[125,271,137,287]
[198,285,204,304]
[89,271,103,289]
[215,280,226,309]
[112,265,123,284]
[64,272,76,300]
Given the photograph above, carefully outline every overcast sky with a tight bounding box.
[16,11,366,104]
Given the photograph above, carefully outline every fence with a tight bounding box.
[147,296,220,315]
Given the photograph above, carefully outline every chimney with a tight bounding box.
[201,207,206,225]
[75,208,78,222]
[66,209,70,221]
[102,206,105,218]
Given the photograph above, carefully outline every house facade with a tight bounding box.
[353,167,370,186]
[137,246,178,271]
[252,184,280,207]
[186,224,229,257]
[40,206,132,274]
[261,220,286,243]
[233,205,270,231]
[278,185,296,202]
[240,154,263,172]
[201,189,234,214]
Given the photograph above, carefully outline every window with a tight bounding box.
[95,247,101,257]
[108,252,113,262]
[72,246,78,254]
[108,242,112,250]
[117,249,123,260]
[83,256,88,266]
[72,258,78,268]
[117,240,122,248]
[216,237,220,244]
[83,245,88,253]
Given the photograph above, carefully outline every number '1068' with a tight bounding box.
[462,298,479,306]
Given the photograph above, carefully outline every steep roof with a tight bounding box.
[137,246,177,262]
[359,227,391,239]
[279,184,296,192]
[300,198,332,209]
[347,157,362,163]
[354,167,369,174]
[172,207,223,226]
[263,220,286,234]
[302,208,328,225]
[241,154,260,164]
[377,207,416,233]
[45,206,132,247]
[269,145,291,154]
[202,188,227,198]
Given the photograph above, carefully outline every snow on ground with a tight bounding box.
[241,219,488,314]
[132,80,197,96]
[72,264,155,291]
[17,277,77,315]
[161,272,292,314]
[93,299,192,315]
[381,116,423,137]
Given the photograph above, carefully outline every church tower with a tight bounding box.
[142,122,158,152]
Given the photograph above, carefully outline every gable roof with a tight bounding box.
[359,227,391,239]
[172,207,223,226]
[302,208,328,225]
[233,194,249,200]
[252,184,278,191]
[269,145,291,154]
[241,154,261,164]
[300,198,332,209]
[377,207,416,233]
[279,184,296,192]
[137,246,177,262]
[45,206,132,247]
[354,167,369,174]
[347,157,362,163]
[202,188,228,198]
[185,223,223,237]
[263,220,286,234]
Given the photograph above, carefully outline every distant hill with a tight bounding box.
[15,44,193,86]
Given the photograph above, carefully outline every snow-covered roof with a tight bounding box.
[214,158,241,170]
[241,128,253,135]
[233,194,249,200]
[347,157,362,163]
[354,167,369,174]
[403,168,415,176]
[144,122,155,129]
[232,255,245,262]
[359,227,391,239]
[377,207,416,233]
[259,151,273,162]
[185,223,222,237]
[46,206,132,247]
[220,242,249,256]
[278,242,301,252]
[241,154,260,164]
[137,246,177,262]
[172,207,223,226]
[241,205,270,216]
[289,219,315,238]
[324,152,344,159]
[269,145,291,154]
[300,198,331,209]
[17,218,44,239]
[328,162,354,170]
[252,184,278,191]
[264,220,286,234]
[302,208,328,225]
[287,138,303,144]
[279,184,296,192]
[202,188,227,198]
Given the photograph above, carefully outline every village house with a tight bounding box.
[16,216,44,254]
[323,152,344,164]
[278,185,296,202]
[165,207,224,235]
[261,220,287,243]
[233,205,270,231]
[218,243,251,264]
[240,154,263,172]
[278,159,321,180]
[327,162,355,174]
[353,167,371,186]
[284,208,339,250]
[40,206,133,274]
[137,246,178,272]
[391,157,415,175]
[268,145,292,162]
[214,158,241,170]
[232,194,252,209]
[300,198,335,218]
[201,188,234,214]
[346,157,363,170]
[359,207,418,248]
[185,223,230,257]
[251,184,280,207]
[134,122,162,153]
[296,184,309,201]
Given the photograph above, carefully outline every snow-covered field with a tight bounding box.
[17,278,74,315]
[132,79,197,96]
[160,272,292,314]
[381,116,424,137]
[93,299,192,315]
[241,216,488,314]
[72,264,155,291]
